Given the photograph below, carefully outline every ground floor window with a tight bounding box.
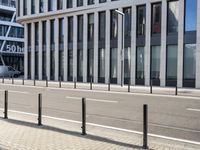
[87,49,94,81]
[59,51,64,80]
[110,48,118,83]
[77,49,83,81]
[50,50,55,80]
[35,51,38,79]
[68,49,73,81]
[42,51,46,79]
[98,48,105,82]
[151,46,160,85]
[28,51,31,79]
[136,46,145,85]
[124,47,131,83]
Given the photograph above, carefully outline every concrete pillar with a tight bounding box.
[31,22,35,79]
[38,21,43,80]
[196,0,200,88]
[83,14,88,82]
[160,0,167,87]
[64,17,68,81]
[20,0,23,17]
[35,0,39,14]
[73,15,78,81]
[24,23,28,79]
[27,0,31,15]
[44,0,48,12]
[94,12,99,83]
[46,20,51,80]
[63,0,67,10]
[105,10,110,84]
[131,5,136,85]
[145,2,151,86]
[117,8,122,85]
[177,0,184,88]
[54,18,59,81]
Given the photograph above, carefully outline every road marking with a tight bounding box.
[0,89,29,94]
[0,108,200,146]
[187,108,200,112]
[1,83,200,100]
[65,96,118,103]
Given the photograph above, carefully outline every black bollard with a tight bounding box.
[142,104,148,149]
[46,76,48,87]
[74,78,77,89]
[59,76,62,88]
[90,77,92,90]
[22,77,24,85]
[81,98,86,135]
[38,93,42,126]
[4,91,8,119]
[175,85,178,96]
[2,76,4,84]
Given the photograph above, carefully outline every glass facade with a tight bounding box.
[137,5,146,36]
[40,0,44,13]
[77,0,83,7]
[78,15,83,42]
[151,46,160,80]
[68,17,73,43]
[50,50,55,80]
[136,47,145,82]
[88,14,94,41]
[99,11,106,41]
[98,48,105,79]
[167,0,179,33]
[166,45,177,80]
[67,0,72,8]
[124,7,131,39]
[88,0,94,5]
[77,49,83,81]
[57,0,63,10]
[48,0,53,11]
[185,0,197,32]
[88,49,94,79]
[110,48,118,81]
[68,49,73,80]
[124,47,131,79]
[31,0,35,14]
[59,51,64,79]
[152,3,161,34]
[184,44,196,80]
[110,10,118,39]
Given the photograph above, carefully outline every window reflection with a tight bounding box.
[152,3,161,34]
[136,47,144,79]
[137,5,146,36]
[110,10,118,39]
[151,46,160,79]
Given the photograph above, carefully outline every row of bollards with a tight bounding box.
[3,91,149,149]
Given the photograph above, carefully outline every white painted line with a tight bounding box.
[187,108,200,112]
[66,96,118,103]
[1,83,200,100]
[0,89,29,94]
[0,108,200,146]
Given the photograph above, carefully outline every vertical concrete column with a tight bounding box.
[83,14,88,82]
[64,17,68,81]
[63,0,67,10]
[105,10,110,84]
[145,2,151,86]
[160,0,167,87]
[35,0,39,14]
[31,22,35,79]
[94,12,99,83]
[54,18,59,81]
[20,0,23,17]
[73,0,76,8]
[131,5,136,85]
[27,0,31,15]
[38,21,43,80]
[24,23,28,79]
[177,0,184,88]
[73,15,78,81]
[196,0,200,88]
[44,0,48,12]
[84,0,87,6]
[117,8,122,85]
[46,20,51,80]
[54,0,57,11]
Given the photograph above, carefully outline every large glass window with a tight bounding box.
[59,18,64,48]
[23,0,27,15]
[137,5,146,36]
[166,45,177,80]
[35,22,39,47]
[77,0,83,7]
[136,47,145,80]
[50,51,55,80]
[68,17,73,43]
[88,49,94,79]
[59,51,64,79]
[88,0,94,5]
[184,44,196,80]
[42,21,46,47]
[50,20,55,50]
[167,1,179,33]
[124,47,131,79]
[99,11,106,41]
[31,0,35,14]
[124,7,131,39]
[77,49,83,80]
[67,0,72,8]
[151,46,160,79]
[68,49,73,80]
[78,15,83,42]
[99,0,106,3]
[40,0,44,13]
[35,51,38,79]
[110,48,118,78]
[42,51,46,79]
[185,0,197,32]
[110,10,118,39]
[152,3,161,34]
[57,0,63,10]
[48,0,53,11]
[88,14,94,41]
[98,48,105,78]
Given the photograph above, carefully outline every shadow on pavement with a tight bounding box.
[0,118,151,150]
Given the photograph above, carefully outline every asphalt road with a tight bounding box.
[0,83,199,142]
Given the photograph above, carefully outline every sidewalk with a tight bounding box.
[0,111,199,150]
[1,78,200,98]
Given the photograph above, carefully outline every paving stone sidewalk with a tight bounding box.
[0,111,199,150]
